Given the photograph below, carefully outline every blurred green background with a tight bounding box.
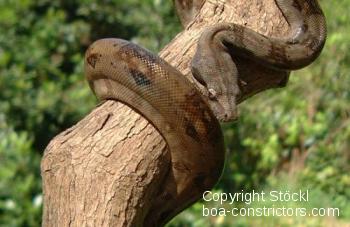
[0,0,349,226]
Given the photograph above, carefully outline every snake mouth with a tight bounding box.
[217,111,238,122]
[208,99,238,122]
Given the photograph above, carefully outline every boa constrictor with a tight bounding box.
[84,0,326,224]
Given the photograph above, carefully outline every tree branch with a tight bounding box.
[42,0,291,226]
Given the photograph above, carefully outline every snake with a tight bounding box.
[84,0,326,225]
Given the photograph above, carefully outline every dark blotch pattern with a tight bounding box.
[193,173,206,189]
[270,44,288,64]
[207,122,223,144]
[159,209,173,223]
[120,43,159,65]
[184,117,200,141]
[306,0,324,15]
[87,53,100,68]
[292,0,303,11]
[161,192,173,201]
[129,69,151,86]
[185,90,218,135]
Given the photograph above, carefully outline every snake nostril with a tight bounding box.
[222,113,229,121]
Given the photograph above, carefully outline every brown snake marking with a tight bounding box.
[84,0,326,225]
[192,0,326,121]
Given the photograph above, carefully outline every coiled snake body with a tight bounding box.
[84,0,326,224]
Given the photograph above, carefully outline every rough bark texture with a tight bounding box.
[162,0,290,101]
[42,0,290,226]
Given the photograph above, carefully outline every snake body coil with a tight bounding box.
[84,0,326,224]
[84,39,225,223]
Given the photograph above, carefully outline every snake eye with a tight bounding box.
[208,88,217,100]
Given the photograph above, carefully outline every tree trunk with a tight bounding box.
[41,0,289,226]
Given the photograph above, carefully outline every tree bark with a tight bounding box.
[41,0,290,226]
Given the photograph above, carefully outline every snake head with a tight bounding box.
[207,83,239,122]
[191,63,239,122]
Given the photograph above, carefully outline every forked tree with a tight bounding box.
[41,0,326,226]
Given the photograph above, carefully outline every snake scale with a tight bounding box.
[84,0,326,225]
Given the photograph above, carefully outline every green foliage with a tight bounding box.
[220,0,350,195]
[0,0,179,225]
[0,115,41,226]
[171,0,350,225]
[0,0,180,150]
[0,0,349,226]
